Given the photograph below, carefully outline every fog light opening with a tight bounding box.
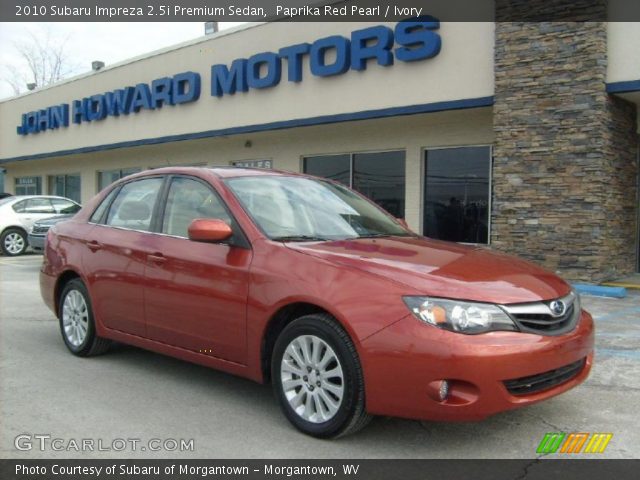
[439,380,449,402]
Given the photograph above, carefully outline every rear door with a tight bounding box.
[82,177,165,336]
[143,175,252,364]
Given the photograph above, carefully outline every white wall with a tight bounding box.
[607,22,640,83]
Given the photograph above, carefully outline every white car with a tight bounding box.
[0,196,81,256]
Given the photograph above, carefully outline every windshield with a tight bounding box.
[225,176,412,241]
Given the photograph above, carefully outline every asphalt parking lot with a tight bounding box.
[1,253,638,459]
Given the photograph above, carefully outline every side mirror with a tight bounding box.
[188,218,233,243]
[396,218,410,230]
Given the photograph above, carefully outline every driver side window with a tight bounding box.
[162,177,231,238]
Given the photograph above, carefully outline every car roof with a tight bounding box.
[131,166,303,179]
[5,195,79,202]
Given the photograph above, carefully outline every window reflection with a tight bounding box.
[424,147,491,244]
[48,174,81,203]
[303,151,406,218]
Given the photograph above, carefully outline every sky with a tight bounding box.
[0,22,246,100]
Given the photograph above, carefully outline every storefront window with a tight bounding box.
[48,174,81,203]
[304,154,351,186]
[353,152,406,220]
[303,151,406,218]
[98,168,141,191]
[15,176,42,195]
[423,146,491,244]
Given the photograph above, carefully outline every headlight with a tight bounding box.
[403,297,518,334]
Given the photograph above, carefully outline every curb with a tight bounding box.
[572,284,627,298]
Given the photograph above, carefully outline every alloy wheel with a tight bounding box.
[280,335,345,423]
[4,232,25,255]
[62,290,89,347]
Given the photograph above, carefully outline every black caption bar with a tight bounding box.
[2,0,640,22]
[0,459,639,480]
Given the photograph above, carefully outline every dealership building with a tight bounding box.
[0,18,639,282]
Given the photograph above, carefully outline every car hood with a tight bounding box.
[286,236,570,305]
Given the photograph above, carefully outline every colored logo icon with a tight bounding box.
[537,432,613,454]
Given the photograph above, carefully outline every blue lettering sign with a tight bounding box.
[278,43,311,82]
[247,53,282,89]
[211,16,441,97]
[87,95,107,121]
[17,19,441,136]
[151,78,174,108]
[17,105,69,135]
[72,99,86,125]
[394,16,442,62]
[310,36,351,77]
[105,88,134,116]
[211,59,249,97]
[172,71,201,104]
[129,83,154,113]
[351,25,394,70]
[50,104,69,129]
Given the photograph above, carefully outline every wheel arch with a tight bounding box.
[260,301,356,383]
[1,224,28,236]
[53,269,83,317]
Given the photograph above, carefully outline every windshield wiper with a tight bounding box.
[272,235,330,242]
[356,233,393,238]
[349,232,414,239]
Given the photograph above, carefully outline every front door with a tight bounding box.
[143,176,251,364]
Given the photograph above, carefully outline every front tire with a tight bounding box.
[272,313,371,438]
[1,228,28,256]
[59,279,111,356]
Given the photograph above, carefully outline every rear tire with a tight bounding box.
[58,278,111,356]
[1,228,28,256]
[272,313,371,438]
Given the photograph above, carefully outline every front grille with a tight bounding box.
[513,305,575,332]
[501,291,580,335]
[504,358,585,396]
[31,225,50,235]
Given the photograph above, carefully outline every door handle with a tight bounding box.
[86,240,102,252]
[148,253,167,264]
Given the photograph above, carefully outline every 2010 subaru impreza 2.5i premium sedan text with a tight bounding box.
[40,167,594,438]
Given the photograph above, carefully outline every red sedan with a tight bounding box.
[40,167,594,438]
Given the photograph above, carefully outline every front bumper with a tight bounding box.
[360,310,594,421]
[28,234,45,251]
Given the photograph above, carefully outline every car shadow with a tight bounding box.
[72,340,569,456]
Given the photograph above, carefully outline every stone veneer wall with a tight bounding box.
[492,3,638,282]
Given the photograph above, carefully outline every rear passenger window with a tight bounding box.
[162,177,231,238]
[89,188,119,224]
[106,178,163,232]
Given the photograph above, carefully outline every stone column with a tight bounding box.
[492,2,638,282]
